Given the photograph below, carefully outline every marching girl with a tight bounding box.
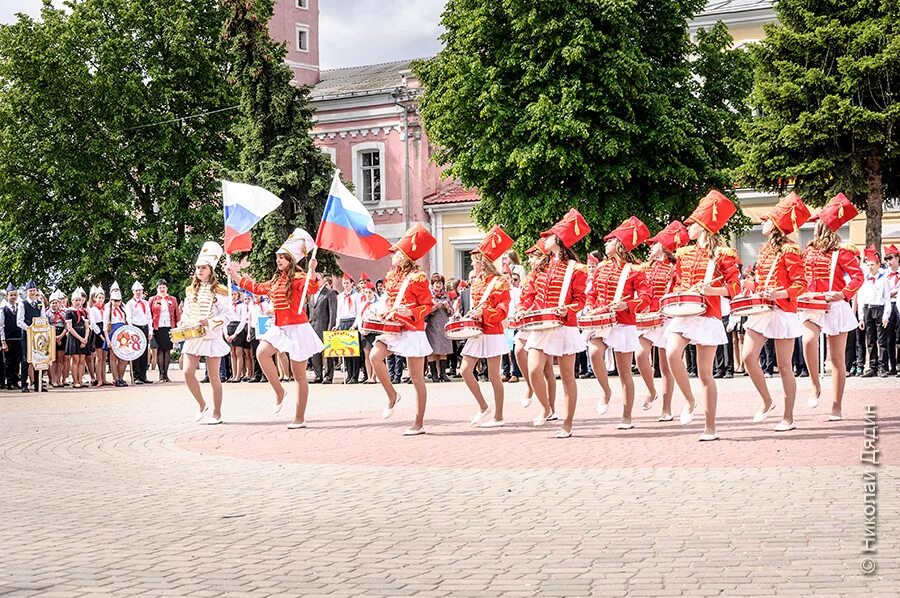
[48,290,69,387]
[461,225,514,428]
[636,221,688,421]
[225,290,248,383]
[587,217,651,429]
[103,282,129,387]
[181,241,233,424]
[666,190,741,441]
[741,192,809,431]
[230,229,321,428]
[522,209,589,438]
[65,288,92,388]
[800,193,863,421]
[88,286,108,387]
[369,223,436,436]
[513,242,558,414]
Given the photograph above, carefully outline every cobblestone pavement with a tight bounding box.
[1,370,898,597]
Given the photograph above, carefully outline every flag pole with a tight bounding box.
[298,246,318,315]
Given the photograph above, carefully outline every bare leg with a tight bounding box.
[183,354,206,411]
[558,353,577,434]
[696,345,718,435]
[544,359,557,412]
[801,320,822,403]
[774,337,797,425]
[588,338,612,410]
[615,351,636,425]
[665,332,697,414]
[289,359,309,424]
[486,355,504,421]
[370,341,399,409]
[527,349,552,417]
[827,333,848,417]
[255,341,286,407]
[407,355,427,431]
[636,336,657,408]
[461,355,489,413]
[206,356,223,419]
[658,348,675,417]
[514,339,532,399]
[741,329,773,413]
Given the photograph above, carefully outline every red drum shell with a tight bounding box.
[445,318,484,340]
[660,292,707,317]
[578,312,616,330]
[730,295,773,317]
[360,317,403,336]
[519,309,564,331]
[636,311,664,331]
[797,293,828,312]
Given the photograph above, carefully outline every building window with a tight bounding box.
[321,146,336,166]
[457,249,475,281]
[359,150,381,203]
[296,25,309,53]
[295,0,308,9]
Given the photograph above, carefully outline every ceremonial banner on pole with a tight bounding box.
[322,330,360,358]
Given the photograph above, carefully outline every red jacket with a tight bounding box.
[803,245,863,301]
[643,258,676,312]
[586,259,650,325]
[238,271,318,326]
[383,269,433,332]
[469,273,511,335]
[752,242,806,313]
[674,245,741,319]
[520,257,587,327]
[149,294,180,330]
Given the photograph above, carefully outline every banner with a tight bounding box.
[323,330,360,358]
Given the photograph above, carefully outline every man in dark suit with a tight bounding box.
[307,273,337,383]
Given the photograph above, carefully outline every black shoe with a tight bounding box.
[713,371,723,379]
[142,378,153,384]
[862,369,876,378]
[879,370,889,378]
[201,377,210,383]
[310,378,322,384]
[135,379,145,385]
[41,384,48,392]
[346,378,358,385]
[799,370,809,378]
[888,369,897,375]
[322,378,332,385]
[391,377,401,384]
[724,372,734,379]
[21,386,30,393]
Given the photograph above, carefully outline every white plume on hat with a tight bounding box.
[131,280,144,292]
[110,281,122,301]
[276,228,316,261]
[49,289,65,301]
[71,287,86,301]
[196,241,224,268]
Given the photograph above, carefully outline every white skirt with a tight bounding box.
[183,335,230,358]
[668,315,727,347]
[514,328,530,344]
[382,330,433,358]
[589,323,639,353]
[260,322,324,363]
[525,326,583,357]
[641,318,672,349]
[800,301,858,337]
[462,334,509,359]
[745,309,802,340]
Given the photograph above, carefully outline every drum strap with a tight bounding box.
[475,276,499,309]
[703,257,716,285]
[828,250,839,291]
[558,260,576,308]
[392,273,415,310]
[763,252,779,289]
[613,263,631,304]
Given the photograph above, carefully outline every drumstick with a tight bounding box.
[687,276,723,292]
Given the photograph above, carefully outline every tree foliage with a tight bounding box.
[737,0,900,248]
[415,0,753,254]
[0,0,238,292]
[220,0,334,279]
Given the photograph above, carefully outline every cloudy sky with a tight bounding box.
[1,0,445,68]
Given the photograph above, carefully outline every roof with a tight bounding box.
[311,59,415,99]
[424,183,480,206]
[698,0,772,17]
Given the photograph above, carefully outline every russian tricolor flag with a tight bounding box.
[315,171,391,260]
[222,180,284,254]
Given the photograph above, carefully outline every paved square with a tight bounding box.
[1,372,897,597]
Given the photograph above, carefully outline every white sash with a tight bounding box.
[703,256,716,284]
[612,263,631,304]
[475,276,499,309]
[763,249,779,289]
[828,250,839,291]
[392,273,415,310]
[558,260,576,308]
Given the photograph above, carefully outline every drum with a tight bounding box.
[660,292,707,317]
[170,325,206,343]
[577,312,616,331]
[637,311,665,331]
[508,316,524,330]
[359,317,403,336]
[519,308,564,331]
[730,294,773,317]
[110,324,148,361]
[798,293,828,312]
[445,318,484,340]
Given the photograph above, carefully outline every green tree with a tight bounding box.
[220,0,334,279]
[737,0,899,248]
[414,0,753,253]
[0,0,238,293]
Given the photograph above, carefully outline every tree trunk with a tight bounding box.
[864,147,884,251]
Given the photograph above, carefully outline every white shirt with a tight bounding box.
[125,298,151,326]
[231,303,248,335]
[104,302,129,327]
[884,267,900,307]
[158,302,171,328]
[857,269,890,318]
[508,285,522,318]
[17,298,46,330]
[335,290,360,321]
[89,304,105,335]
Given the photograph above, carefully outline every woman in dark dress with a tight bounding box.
[65,289,92,388]
[424,274,453,382]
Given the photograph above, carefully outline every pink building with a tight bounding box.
[269,0,479,282]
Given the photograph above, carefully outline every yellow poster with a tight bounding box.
[323,330,360,358]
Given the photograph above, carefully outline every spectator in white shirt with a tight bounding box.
[334,272,362,383]
[857,248,890,377]
[126,281,153,384]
